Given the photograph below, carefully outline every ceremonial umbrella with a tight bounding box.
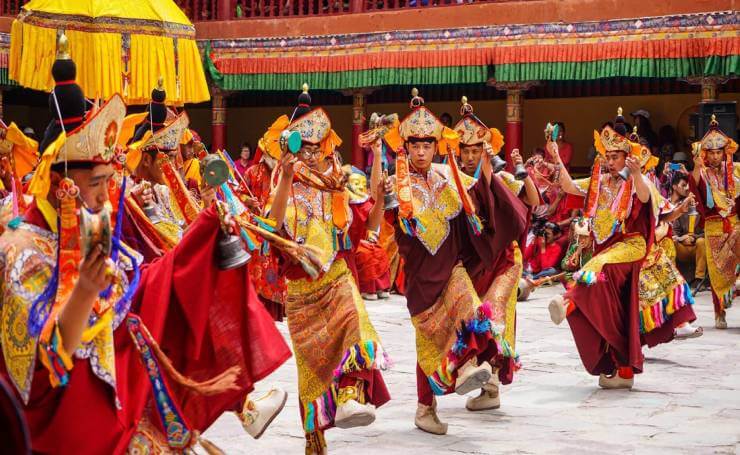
[9,0,209,105]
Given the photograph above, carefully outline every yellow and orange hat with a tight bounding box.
[453,96,504,153]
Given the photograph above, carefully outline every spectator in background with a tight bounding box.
[234,142,252,177]
[657,125,678,176]
[524,222,564,280]
[22,127,36,141]
[439,112,453,128]
[669,172,705,289]
[630,109,658,150]
[549,122,573,170]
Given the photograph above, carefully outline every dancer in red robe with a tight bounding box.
[547,108,696,389]
[0,41,291,454]
[383,89,528,435]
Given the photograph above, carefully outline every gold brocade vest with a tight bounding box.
[284,182,353,273]
[496,170,524,197]
[575,175,635,245]
[409,164,476,255]
[703,164,740,217]
[0,222,137,404]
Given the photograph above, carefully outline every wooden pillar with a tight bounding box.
[492,81,539,170]
[342,88,374,168]
[681,75,728,102]
[351,91,366,168]
[212,91,227,152]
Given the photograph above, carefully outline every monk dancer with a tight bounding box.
[547,108,698,389]
[268,85,390,455]
[384,89,527,434]
[0,40,291,453]
[688,116,740,329]
[453,96,536,412]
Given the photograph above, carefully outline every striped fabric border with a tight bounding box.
[203,10,740,90]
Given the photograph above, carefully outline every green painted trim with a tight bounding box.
[204,43,739,90]
[215,67,491,91]
[494,56,740,82]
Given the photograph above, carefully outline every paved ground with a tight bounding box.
[203,286,740,454]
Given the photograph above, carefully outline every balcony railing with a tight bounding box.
[0,0,508,20]
[176,0,503,20]
[0,0,22,16]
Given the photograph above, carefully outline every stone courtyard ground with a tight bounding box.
[203,285,740,454]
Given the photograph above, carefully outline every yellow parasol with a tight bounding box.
[9,0,209,105]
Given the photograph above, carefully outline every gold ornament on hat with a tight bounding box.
[453,96,491,146]
[56,33,71,60]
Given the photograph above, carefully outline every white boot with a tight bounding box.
[377,290,390,299]
[598,373,634,390]
[716,313,728,329]
[334,399,376,429]
[415,399,448,435]
[362,293,378,301]
[454,361,492,395]
[465,375,500,411]
[674,322,703,339]
[548,295,568,325]
[239,388,288,439]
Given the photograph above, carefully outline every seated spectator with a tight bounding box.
[669,172,705,288]
[524,222,564,280]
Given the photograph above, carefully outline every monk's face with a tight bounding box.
[605,151,626,177]
[407,139,436,173]
[705,149,724,169]
[136,152,165,185]
[298,144,321,170]
[460,144,484,176]
[67,164,114,213]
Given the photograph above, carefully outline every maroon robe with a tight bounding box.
[3,206,291,454]
[392,172,528,391]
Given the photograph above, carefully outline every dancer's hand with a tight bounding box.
[77,244,113,296]
[280,153,298,179]
[371,139,383,157]
[546,141,560,162]
[132,183,155,208]
[200,185,216,208]
[511,149,524,166]
[625,156,641,176]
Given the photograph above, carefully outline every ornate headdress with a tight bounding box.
[258,84,341,161]
[692,115,738,200]
[398,88,445,142]
[453,96,504,150]
[695,115,738,155]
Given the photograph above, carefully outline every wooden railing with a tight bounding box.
[1,0,507,20]
[0,0,23,16]
[177,0,503,20]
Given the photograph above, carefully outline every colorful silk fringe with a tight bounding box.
[302,341,389,432]
[426,302,519,395]
[639,282,695,334]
